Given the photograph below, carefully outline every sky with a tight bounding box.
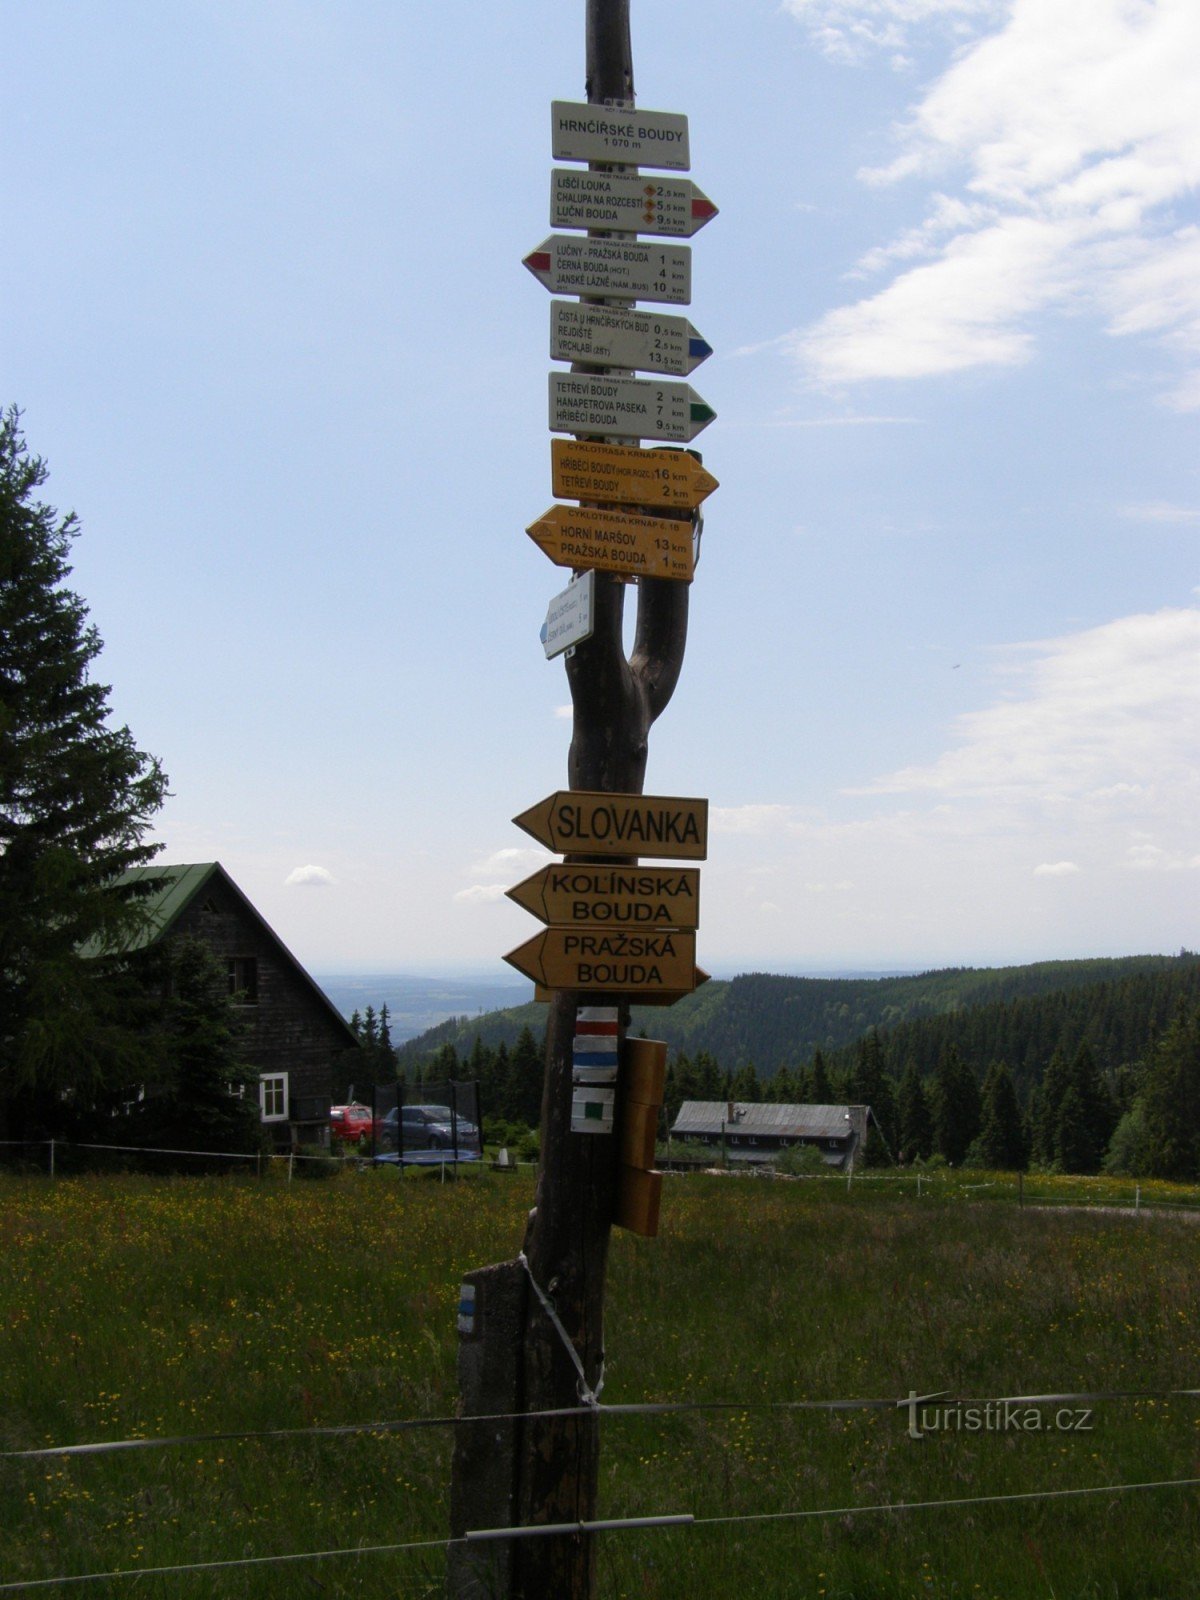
[4,0,1198,980]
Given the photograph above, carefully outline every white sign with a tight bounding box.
[541,570,595,660]
[524,235,691,306]
[549,372,715,443]
[551,101,690,170]
[550,169,717,237]
[550,301,711,376]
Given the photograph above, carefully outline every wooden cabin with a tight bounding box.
[109,862,359,1148]
[669,1101,869,1170]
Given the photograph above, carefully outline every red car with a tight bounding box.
[330,1103,377,1145]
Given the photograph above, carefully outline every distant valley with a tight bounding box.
[313,973,532,1042]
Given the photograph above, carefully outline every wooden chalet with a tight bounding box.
[669,1101,869,1171]
[107,863,359,1148]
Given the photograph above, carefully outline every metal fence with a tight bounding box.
[368,1079,483,1166]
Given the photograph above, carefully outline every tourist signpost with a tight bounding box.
[548,372,715,441]
[550,168,717,235]
[549,299,711,374]
[507,862,701,930]
[550,99,690,167]
[540,570,595,659]
[504,928,698,993]
[513,789,708,858]
[523,235,692,303]
[527,504,694,581]
[551,438,717,510]
[449,11,718,1594]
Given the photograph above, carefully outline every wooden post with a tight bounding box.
[448,5,692,1596]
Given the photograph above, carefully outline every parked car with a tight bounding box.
[329,1103,378,1145]
[377,1104,480,1152]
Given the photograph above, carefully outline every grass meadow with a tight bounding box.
[1,1165,1198,1598]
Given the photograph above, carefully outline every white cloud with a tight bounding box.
[466,846,554,879]
[858,606,1200,803]
[1033,860,1081,876]
[454,846,556,910]
[788,0,1200,404]
[783,0,1004,64]
[1124,842,1200,872]
[453,884,509,904]
[711,803,807,836]
[284,864,335,888]
[1118,500,1200,524]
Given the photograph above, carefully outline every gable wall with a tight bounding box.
[169,878,356,1123]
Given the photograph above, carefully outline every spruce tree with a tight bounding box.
[126,939,260,1155]
[1139,1008,1200,1180]
[810,1050,832,1102]
[730,1061,762,1103]
[1,409,167,1126]
[897,1060,933,1163]
[977,1061,1027,1170]
[505,1027,543,1128]
[933,1046,981,1166]
[850,1030,897,1165]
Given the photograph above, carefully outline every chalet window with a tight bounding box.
[259,1072,288,1123]
[228,957,259,1003]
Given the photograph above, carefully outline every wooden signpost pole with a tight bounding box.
[511,8,690,1596]
[448,5,695,1595]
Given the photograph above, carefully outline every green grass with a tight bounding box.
[1,1167,1198,1597]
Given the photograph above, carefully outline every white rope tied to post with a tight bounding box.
[518,1251,605,1408]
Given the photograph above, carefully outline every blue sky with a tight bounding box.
[5,0,1197,977]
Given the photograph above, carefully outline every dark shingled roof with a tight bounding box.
[83,861,357,1047]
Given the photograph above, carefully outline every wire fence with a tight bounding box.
[5,1139,1200,1218]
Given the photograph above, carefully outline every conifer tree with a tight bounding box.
[131,939,260,1154]
[897,1060,933,1163]
[730,1061,762,1103]
[933,1046,981,1166]
[505,1027,543,1127]
[977,1061,1027,1170]
[695,1050,723,1099]
[810,1050,832,1102]
[1033,1049,1069,1163]
[850,1030,897,1164]
[1,409,168,1127]
[1139,1008,1200,1180]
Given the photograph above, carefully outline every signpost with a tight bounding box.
[505,928,698,994]
[527,504,694,581]
[550,300,711,374]
[449,16,718,1597]
[541,570,595,659]
[549,372,715,441]
[507,862,701,929]
[551,99,690,168]
[512,789,708,858]
[550,168,717,236]
[523,235,691,303]
[551,438,717,510]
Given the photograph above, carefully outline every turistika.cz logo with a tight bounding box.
[900,1391,1094,1440]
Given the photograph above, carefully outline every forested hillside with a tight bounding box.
[820,960,1200,1097]
[396,953,1197,1076]
[390,955,1200,1179]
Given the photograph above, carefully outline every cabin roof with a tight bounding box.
[671,1101,864,1140]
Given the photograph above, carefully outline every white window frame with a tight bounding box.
[259,1072,289,1124]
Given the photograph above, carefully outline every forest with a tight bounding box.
[384,954,1200,1180]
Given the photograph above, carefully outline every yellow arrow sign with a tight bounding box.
[534,967,710,1006]
[551,440,718,512]
[526,505,693,582]
[507,863,701,930]
[505,929,698,994]
[513,790,708,860]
